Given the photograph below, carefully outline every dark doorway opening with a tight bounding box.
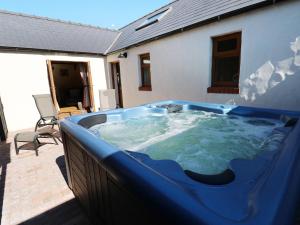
[110,62,123,108]
[52,62,83,108]
[47,60,95,113]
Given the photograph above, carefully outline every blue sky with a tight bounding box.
[0,0,171,29]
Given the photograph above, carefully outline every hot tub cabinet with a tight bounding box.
[60,100,300,225]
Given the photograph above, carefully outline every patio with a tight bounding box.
[0,129,90,225]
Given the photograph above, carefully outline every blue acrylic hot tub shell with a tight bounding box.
[61,100,300,225]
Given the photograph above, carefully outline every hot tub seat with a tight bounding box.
[126,151,235,185]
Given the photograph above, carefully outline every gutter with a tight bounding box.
[0,46,106,57]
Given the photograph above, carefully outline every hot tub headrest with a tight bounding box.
[284,118,298,127]
[78,114,107,128]
[184,169,235,185]
[157,104,183,113]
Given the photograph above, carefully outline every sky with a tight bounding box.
[0,0,171,29]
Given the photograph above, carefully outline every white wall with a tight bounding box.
[107,1,300,111]
[0,52,107,131]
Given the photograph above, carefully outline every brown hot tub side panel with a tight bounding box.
[62,130,165,225]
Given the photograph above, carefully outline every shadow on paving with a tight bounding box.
[18,155,90,225]
[0,141,11,224]
[17,198,91,225]
[56,155,68,184]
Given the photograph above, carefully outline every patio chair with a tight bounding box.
[99,89,117,111]
[33,94,59,131]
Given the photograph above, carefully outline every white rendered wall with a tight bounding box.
[0,52,107,131]
[107,1,300,111]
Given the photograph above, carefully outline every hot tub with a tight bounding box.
[60,100,300,225]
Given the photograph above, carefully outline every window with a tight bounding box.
[139,53,152,91]
[136,9,169,31]
[207,32,241,94]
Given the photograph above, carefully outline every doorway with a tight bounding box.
[47,60,94,113]
[110,62,123,108]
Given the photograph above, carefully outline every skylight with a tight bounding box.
[136,8,170,31]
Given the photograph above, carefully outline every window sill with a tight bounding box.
[139,86,152,91]
[207,86,239,94]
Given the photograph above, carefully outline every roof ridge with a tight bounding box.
[0,9,119,33]
[118,0,179,31]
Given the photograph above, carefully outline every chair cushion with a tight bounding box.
[15,132,38,142]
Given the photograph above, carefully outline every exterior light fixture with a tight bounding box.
[118,52,127,58]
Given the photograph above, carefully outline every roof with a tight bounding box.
[0,10,120,55]
[108,0,281,53]
[0,0,287,55]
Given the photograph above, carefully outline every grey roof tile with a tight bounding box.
[0,10,120,54]
[108,0,275,53]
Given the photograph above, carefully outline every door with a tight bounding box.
[46,60,60,111]
[111,62,123,108]
[0,96,8,141]
[86,62,95,112]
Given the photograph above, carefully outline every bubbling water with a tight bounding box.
[90,110,284,175]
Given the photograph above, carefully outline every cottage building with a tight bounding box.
[107,0,300,111]
[0,11,119,131]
